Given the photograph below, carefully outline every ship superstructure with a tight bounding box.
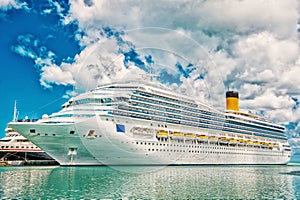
[9,81,291,165]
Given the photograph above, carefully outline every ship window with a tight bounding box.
[30,129,35,133]
[70,131,75,135]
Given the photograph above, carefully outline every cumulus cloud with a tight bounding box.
[0,0,28,10]
[12,0,300,130]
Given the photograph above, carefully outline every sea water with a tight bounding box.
[0,165,300,199]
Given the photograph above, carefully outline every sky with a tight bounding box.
[1,0,300,160]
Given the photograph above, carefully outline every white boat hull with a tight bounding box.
[9,116,291,166]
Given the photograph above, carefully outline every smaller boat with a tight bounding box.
[0,101,57,165]
[0,128,54,162]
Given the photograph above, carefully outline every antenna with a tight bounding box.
[13,100,18,122]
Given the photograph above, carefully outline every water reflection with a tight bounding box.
[0,165,299,199]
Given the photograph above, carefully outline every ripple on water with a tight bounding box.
[0,165,299,199]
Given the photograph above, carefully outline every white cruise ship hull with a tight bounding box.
[9,116,290,166]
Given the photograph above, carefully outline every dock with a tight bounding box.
[0,159,58,166]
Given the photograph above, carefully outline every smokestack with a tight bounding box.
[226,91,239,111]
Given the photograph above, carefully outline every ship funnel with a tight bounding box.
[226,91,239,111]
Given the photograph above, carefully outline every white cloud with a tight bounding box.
[0,0,27,10]
[14,0,300,126]
[40,65,75,89]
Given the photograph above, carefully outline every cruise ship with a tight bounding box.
[9,81,291,165]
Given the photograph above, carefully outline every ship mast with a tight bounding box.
[13,100,18,122]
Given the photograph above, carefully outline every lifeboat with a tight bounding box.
[171,131,184,139]
[156,130,168,138]
[208,136,218,143]
[261,141,268,147]
[246,140,253,145]
[197,134,208,141]
[219,137,229,144]
[229,138,238,144]
[253,141,261,146]
[237,139,246,145]
[185,133,196,140]
[267,142,274,147]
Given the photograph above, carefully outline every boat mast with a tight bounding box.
[13,101,18,122]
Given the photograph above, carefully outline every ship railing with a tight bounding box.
[16,119,39,122]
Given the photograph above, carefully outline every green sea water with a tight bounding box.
[0,165,300,199]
